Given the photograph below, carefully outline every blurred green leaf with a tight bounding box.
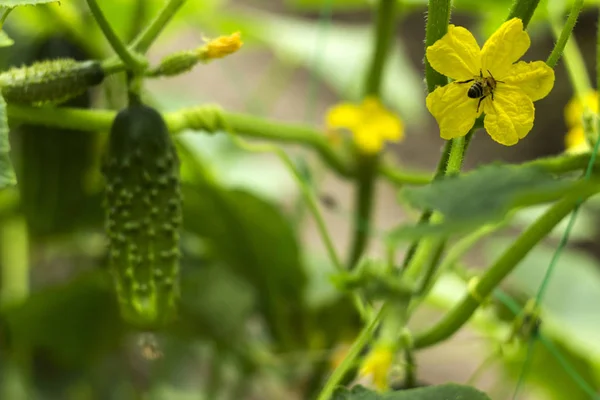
[333,383,491,399]
[1,271,124,368]
[388,165,598,241]
[240,11,425,123]
[176,263,256,343]
[183,182,308,349]
[486,240,600,369]
[0,95,16,190]
[0,31,14,48]
[0,0,59,5]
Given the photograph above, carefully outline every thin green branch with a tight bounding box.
[424,0,450,93]
[347,0,397,270]
[546,0,584,68]
[131,0,188,53]
[86,0,146,70]
[315,306,386,400]
[364,0,397,96]
[507,0,541,27]
[413,187,600,349]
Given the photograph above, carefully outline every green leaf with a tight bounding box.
[388,165,598,241]
[333,383,491,399]
[0,30,13,48]
[0,0,59,5]
[1,271,124,368]
[0,95,16,190]
[182,182,308,349]
[241,11,425,123]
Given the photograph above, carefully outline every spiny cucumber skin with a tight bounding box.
[103,104,182,329]
[0,59,105,105]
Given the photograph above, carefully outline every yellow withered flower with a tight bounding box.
[326,96,404,154]
[564,91,597,153]
[426,18,555,146]
[358,345,394,391]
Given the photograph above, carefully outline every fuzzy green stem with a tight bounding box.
[424,0,450,93]
[413,188,600,349]
[85,0,146,70]
[402,136,466,282]
[378,165,432,185]
[546,0,584,68]
[364,0,397,96]
[507,0,541,27]
[6,104,350,177]
[0,7,12,26]
[131,0,188,53]
[348,154,378,269]
[316,306,386,400]
[347,0,397,269]
[548,4,591,102]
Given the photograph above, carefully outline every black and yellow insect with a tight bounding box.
[457,69,503,112]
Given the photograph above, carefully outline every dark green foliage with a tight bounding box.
[333,383,491,399]
[103,104,182,328]
[14,36,103,238]
[183,183,308,350]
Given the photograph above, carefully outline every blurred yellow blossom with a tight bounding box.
[326,97,404,154]
[359,345,394,391]
[426,18,554,146]
[564,91,597,153]
[201,32,243,60]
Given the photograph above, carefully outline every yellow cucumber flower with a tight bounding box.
[564,91,597,153]
[201,32,243,60]
[426,18,555,146]
[359,345,394,391]
[326,97,404,154]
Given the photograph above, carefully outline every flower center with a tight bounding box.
[456,69,504,112]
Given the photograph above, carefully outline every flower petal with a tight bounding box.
[503,61,555,101]
[483,86,534,146]
[481,18,530,79]
[353,126,384,154]
[426,25,481,81]
[426,83,479,140]
[565,126,589,154]
[326,102,362,130]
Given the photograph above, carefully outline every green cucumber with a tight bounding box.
[0,58,104,105]
[102,103,182,328]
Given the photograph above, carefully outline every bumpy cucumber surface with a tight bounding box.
[102,104,182,328]
[0,58,104,105]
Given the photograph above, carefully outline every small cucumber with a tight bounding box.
[102,104,182,328]
[0,58,104,105]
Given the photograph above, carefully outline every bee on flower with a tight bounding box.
[426,18,555,146]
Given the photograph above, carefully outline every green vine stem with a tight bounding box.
[131,0,188,53]
[413,186,600,349]
[102,0,188,72]
[548,1,590,101]
[424,0,450,93]
[545,0,584,69]
[507,0,541,27]
[347,0,397,269]
[7,104,600,183]
[316,306,387,400]
[85,0,146,71]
